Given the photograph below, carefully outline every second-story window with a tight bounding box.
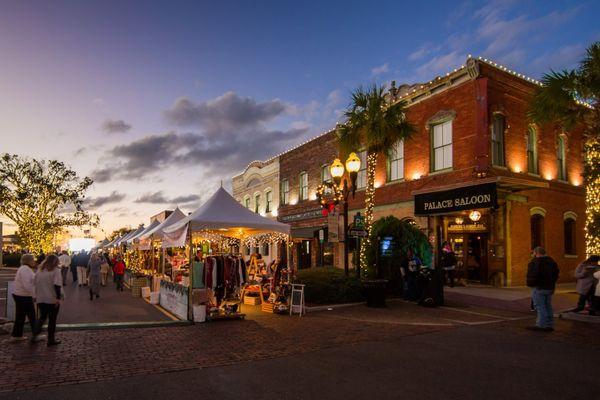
[280,179,289,205]
[356,150,367,189]
[254,194,260,213]
[491,114,505,167]
[527,125,538,174]
[299,172,309,201]
[387,140,404,181]
[244,196,250,209]
[321,164,332,183]
[557,136,567,181]
[431,120,453,171]
[265,190,272,213]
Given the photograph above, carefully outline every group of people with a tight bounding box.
[526,247,600,332]
[9,250,128,346]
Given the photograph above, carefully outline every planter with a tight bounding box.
[363,279,388,308]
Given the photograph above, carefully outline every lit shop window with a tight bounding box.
[299,172,309,201]
[527,125,538,174]
[280,179,289,205]
[431,120,453,171]
[491,114,505,167]
[387,140,404,181]
[356,150,367,189]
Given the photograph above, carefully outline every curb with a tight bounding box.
[0,320,191,334]
[305,302,365,313]
[559,312,600,324]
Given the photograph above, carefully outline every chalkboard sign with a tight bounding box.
[290,284,305,316]
[380,236,395,257]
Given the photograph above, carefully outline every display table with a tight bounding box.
[159,280,189,320]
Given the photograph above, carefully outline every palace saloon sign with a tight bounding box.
[414,183,497,215]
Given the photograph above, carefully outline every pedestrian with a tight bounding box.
[441,242,457,287]
[571,255,600,313]
[58,250,71,286]
[70,251,78,284]
[526,247,559,332]
[113,256,126,292]
[36,252,46,265]
[99,254,110,286]
[33,254,63,346]
[77,250,90,287]
[591,267,600,316]
[87,253,102,300]
[10,254,43,343]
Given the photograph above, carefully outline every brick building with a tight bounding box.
[234,56,586,286]
[340,56,586,286]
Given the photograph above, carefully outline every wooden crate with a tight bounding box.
[244,295,261,305]
[261,302,275,313]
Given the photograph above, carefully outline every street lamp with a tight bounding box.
[318,153,361,275]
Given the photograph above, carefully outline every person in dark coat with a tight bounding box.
[70,251,79,284]
[526,247,559,331]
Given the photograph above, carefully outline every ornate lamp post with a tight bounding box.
[316,152,361,276]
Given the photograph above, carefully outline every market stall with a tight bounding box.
[163,187,291,322]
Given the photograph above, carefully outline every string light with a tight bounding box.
[242,232,289,248]
[359,153,378,275]
[585,137,600,257]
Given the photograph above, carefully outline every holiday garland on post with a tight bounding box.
[585,137,600,256]
[359,153,377,276]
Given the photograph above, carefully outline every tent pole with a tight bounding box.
[187,224,193,322]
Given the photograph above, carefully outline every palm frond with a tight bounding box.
[580,41,600,103]
[528,69,582,130]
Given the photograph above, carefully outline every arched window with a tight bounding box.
[557,136,567,181]
[527,126,538,174]
[531,214,545,249]
[564,213,577,255]
[491,114,505,166]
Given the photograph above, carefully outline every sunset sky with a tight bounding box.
[1,0,598,239]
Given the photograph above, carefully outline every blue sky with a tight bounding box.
[0,0,598,236]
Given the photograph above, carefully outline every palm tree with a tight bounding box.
[528,41,600,257]
[337,84,415,276]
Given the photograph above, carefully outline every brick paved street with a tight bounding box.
[1,300,598,398]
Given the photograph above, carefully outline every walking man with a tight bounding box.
[76,250,90,287]
[58,250,71,286]
[526,246,559,332]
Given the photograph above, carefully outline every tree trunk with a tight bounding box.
[359,152,378,277]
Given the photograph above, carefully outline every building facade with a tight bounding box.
[232,158,281,264]
[231,56,586,286]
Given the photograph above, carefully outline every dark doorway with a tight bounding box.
[449,233,488,283]
[531,214,545,249]
[298,240,312,269]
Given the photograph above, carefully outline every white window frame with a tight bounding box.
[387,140,404,181]
[527,125,538,175]
[491,114,505,167]
[431,120,453,172]
[299,171,309,201]
[356,150,367,189]
[265,190,272,213]
[557,136,567,181]
[280,179,289,205]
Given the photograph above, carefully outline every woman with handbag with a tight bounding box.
[34,254,63,346]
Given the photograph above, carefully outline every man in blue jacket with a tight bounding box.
[526,246,559,331]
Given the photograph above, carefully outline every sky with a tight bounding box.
[0,0,598,238]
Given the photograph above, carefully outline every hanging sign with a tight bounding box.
[327,213,340,242]
[279,208,323,222]
[414,183,497,215]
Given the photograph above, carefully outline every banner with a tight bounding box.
[159,280,189,320]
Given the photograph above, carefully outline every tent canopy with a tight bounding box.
[140,208,187,240]
[125,226,147,244]
[165,187,291,237]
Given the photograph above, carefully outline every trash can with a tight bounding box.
[363,279,388,308]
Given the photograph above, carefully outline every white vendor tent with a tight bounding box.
[139,208,187,248]
[164,187,291,240]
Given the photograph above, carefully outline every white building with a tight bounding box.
[232,158,280,264]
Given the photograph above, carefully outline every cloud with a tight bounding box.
[85,191,126,208]
[92,98,105,106]
[134,191,200,205]
[163,91,287,134]
[416,51,465,79]
[371,63,389,76]
[408,48,429,62]
[102,119,132,134]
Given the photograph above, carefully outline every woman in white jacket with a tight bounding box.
[10,254,43,342]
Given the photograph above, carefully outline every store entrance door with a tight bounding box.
[449,233,488,284]
[298,240,312,269]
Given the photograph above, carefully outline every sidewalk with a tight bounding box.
[444,283,578,313]
[57,274,173,324]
